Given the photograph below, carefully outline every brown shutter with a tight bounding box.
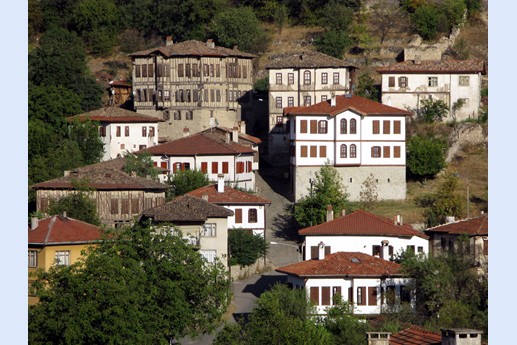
[172,163,178,173]
[348,287,353,303]
[121,199,129,214]
[131,200,140,214]
[310,120,317,134]
[310,146,317,157]
[373,120,380,134]
[359,287,366,305]
[368,287,377,306]
[300,120,307,133]
[394,120,401,134]
[110,199,118,215]
[322,287,331,306]
[222,162,229,174]
[383,120,390,134]
[371,147,375,157]
[311,246,318,259]
[310,287,319,305]
[247,161,252,172]
[483,238,488,255]
[320,146,327,158]
[201,162,208,173]
[148,64,153,77]
[324,246,331,256]
[394,146,401,158]
[301,146,307,157]
[235,209,242,223]
[388,76,395,87]
[135,65,141,78]
[212,162,218,174]
[383,146,390,158]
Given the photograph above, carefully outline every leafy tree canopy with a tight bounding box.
[29,222,231,344]
[354,73,379,101]
[421,173,465,226]
[123,151,160,180]
[48,192,101,225]
[228,228,268,266]
[315,30,353,59]
[167,169,210,199]
[406,135,447,180]
[324,299,370,345]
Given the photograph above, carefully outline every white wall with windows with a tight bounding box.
[225,205,266,237]
[101,122,159,161]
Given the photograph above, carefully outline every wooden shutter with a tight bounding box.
[300,120,307,133]
[110,199,118,215]
[324,246,331,256]
[388,76,395,87]
[373,120,380,134]
[311,246,318,259]
[368,287,377,306]
[212,162,218,174]
[246,161,252,172]
[383,120,390,134]
[310,287,319,305]
[394,120,401,134]
[235,209,242,223]
[310,120,317,134]
[40,197,49,212]
[483,238,488,255]
[148,64,153,77]
[310,146,317,157]
[301,146,308,157]
[389,246,394,257]
[135,65,141,78]
[222,162,229,174]
[320,146,327,158]
[348,287,353,303]
[322,287,331,305]
[121,199,129,214]
[131,200,140,214]
[358,287,366,305]
[394,146,401,158]
[383,146,390,158]
[201,162,208,174]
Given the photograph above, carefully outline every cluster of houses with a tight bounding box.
[29,37,488,337]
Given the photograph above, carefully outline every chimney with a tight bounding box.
[183,127,190,137]
[62,211,67,218]
[31,217,39,230]
[330,93,336,107]
[202,193,209,201]
[165,36,173,46]
[381,240,390,260]
[446,216,455,223]
[232,126,239,143]
[318,241,326,260]
[217,174,225,193]
[441,329,483,345]
[64,170,70,177]
[326,205,334,222]
[394,215,403,226]
[206,39,215,49]
[341,209,346,217]
[238,121,246,134]
[366,332,391,345]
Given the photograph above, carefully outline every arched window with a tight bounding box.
[340,144,347,158]
[350,144,357,158]
[340,119,347,134]
[318,120,328,134]
[304,70,311,85]
[350,119,357,134]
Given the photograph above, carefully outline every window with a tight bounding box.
[288,97,294,107]
[321,72,328,84]
[203,64,209,77]
[276,97,283,108]
[242,65,246,78]
[321,95,327,102]
[186,89,191,102]
[318,120,327,134]
[210,64,214,77]
[235,209,242,223]
[400,285,411,303]
[340,144,347,158]
[123,126,129,137]
[111,199,119,214]
[135,64,141,78]
[372,146,381,158]
[276,73,282,84]
[368,287,378,306]
[428,77,438,87]
[340,119,347,134]
[216,90,221,102]
[212,162,218,174]
[383,120,390,134]
[394,146,401,158]
[248,209,258,223]
[441,237,447,251]
[350,119,357,134]
[301,146,308,157]
[174,111,181,120]
[406,245,415,254]
[142,64,147,77]
[178,63,184,77]
[319,146,327,158]
[149,126,155,137]
[459,76,470,86]
[333,72,340,84]
[357,287,366,305]
[300,120,307,133]
[350,144,357,158]
[99,126,106,137]
[28,250,38,267]
[186,111,193,120]
[164,90,170,101]
[200,250,217,264]
[322,287,331,305]
[276,116,283,124]
[132,200,140,214]
[116,126,121,137]
[54,251,70,266]
[210,89,215,102]
[418,246,424,253]
[202,223,216,237]
[192,64,199,77]
[398,76,407,87]
[310,146,317,157]
[216,64,221,77]
[304,96,311,106]
[142,126,147,137]
[383,146,390,158]
[394,120,401,134]
[388,76,395,87]
[304,70,311,85]
[372,245,381,257]
[310,120,317,134]
[373,120,380,134]
[384,286,396,305]
[121,199,129,214]
[310,287,319,304]
[120,143,125,150]
[288,73,294,85]
[201,162,208,174]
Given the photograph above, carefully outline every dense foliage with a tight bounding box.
[228,228,268,266]
[166,169,210,199]
[406,135,447,180]
[48,192,101,225]
[123,152,160,180]
[29,222,231,344]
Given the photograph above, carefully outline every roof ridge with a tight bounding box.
[44,216,58,243]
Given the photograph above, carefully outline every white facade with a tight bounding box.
[101,122,158,161]
[226,204,266,237]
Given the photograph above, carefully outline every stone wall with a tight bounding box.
[446,123,488,162]
[230,258,269,281]
[404,27,461,61]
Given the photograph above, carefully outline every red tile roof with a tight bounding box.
[425,214,488,236]
[187,184,271,205]
[143,132,255,156]
[276,252,402,278]
[129,40,256,59]
[285,95,412,117]
[299,210,428,239]
[390,325,442,345]
[28,215,103,245]
[67,107,160,123]
[376,59,486,74]
[214,127,262,144]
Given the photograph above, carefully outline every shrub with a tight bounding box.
[228,228,268,267]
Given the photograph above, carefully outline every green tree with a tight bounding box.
[438,0,466,33]
[359,173,379,211]
[406,135,447,180]
[315,30,353,59]
[48,192,101,225]
[370,0,404,44]
[411,4,440,40]
[354,73,379,101]
[228,228,268,266]
[253,76,269,93]
[167,169,210,199]
[274,3,289,33]
[68,120,105,165]
[29,222,231,344]
[422,173,465,227]
[123,152,160,180]
[295,163,350,228]
[318,1,353,32]
[324,299,369,345]
[417,98,449,123]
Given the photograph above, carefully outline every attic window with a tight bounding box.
[351,258,360,263]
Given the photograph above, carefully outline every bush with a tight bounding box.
[407,135,447,180]
[315,30,353,59]
[411,4,440,40]
[228,228,268,267]
[417,98,449,123]
[48,192,100,225]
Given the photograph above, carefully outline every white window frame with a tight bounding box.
[202,223,216,237]
[28,250,38,267]
[54,250,70,266]
[200,250,217,264]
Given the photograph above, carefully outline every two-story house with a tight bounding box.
[265,51,357,164]
[67,107,160,161]
[128,37,256,141]
[287,94,411,202]
[28,215,104,304]
[187,174,271,237]
[143,128,257,191]
[299,209,429,261]
[140,194,233,269]
[276,251,414,315]
[376,59,486,121]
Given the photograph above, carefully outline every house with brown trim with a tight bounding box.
[187,175,271,237]
[367,326,484,345]
[67,107,161,161]
[299,210,429,261]
[128,37,256,141]
[140,194,233,269]
[376,59,486,121]
[276,251,414,315]
[31,166,168,228]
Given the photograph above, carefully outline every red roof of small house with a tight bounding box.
[276,252,403,278]
[425,214,488,236]
[143,132,255,156]
[390,325,442,345]
[67,107,160,123]
[28,215,103,245]
[299,210,428,239]
[284,94,412,117]
[187,184,271,205]
[376,59,486,75]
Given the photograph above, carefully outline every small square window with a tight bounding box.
[459,76,470,86]
[428,77,438,87]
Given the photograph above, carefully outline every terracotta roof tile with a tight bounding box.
[215,127,262,144]
[187,184,271,205]
[129,40,256,59]
[276,252,402,277]
[425,214,488,236]
[299,210,428,239]
[265,51,357,69]
[143,132,255,156]
[390,325,442,345]
[376,59,486,74]
[141,194,233,222]
[67,107,160,123]
[28,215,103,245]
[285,95,412,117]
